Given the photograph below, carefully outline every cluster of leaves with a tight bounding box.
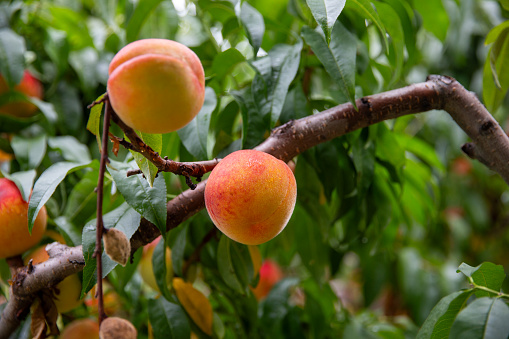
[0,0,509,338]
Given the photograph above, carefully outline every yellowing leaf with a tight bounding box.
[173,278,213,336]
[248,245,262,277]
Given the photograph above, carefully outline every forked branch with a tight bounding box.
[2,75,509,338]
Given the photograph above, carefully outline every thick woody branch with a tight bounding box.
[130,75,509,248]
[2,75,509,337]
[0,244,85,338]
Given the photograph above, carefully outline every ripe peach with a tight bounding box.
[0,70,43,118]
[138,236,173,292]
[0,178,46,258]
[26,246,82,313]
[107,39,205,134]
[204,150,297,245]
[59,318,99,339]
[252,259,283,299]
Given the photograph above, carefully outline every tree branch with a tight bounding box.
[2,75,509,337]
[110,111,219,187]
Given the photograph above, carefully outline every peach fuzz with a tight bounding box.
[204,150,297,245]
[0,70,43,118]
[59,318,99,339]
[107,39,205,134]
[0,178,46,258]
[26,246,83,313]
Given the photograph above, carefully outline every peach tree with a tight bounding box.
[0,0,509,338]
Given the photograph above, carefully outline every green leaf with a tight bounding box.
[345,0,388,51]
[29,98,58,123]
[376,2,405,85]
[261,278,300,329]
[239,2,265,56]
[231,87,266,149]
[3,170,36,203]
[81,203,141,298]
[305,0,346,44]
[250,41,303,126]
[211,48,246,80]
[87,93,105,151]
[449,298,509,339]
[126,0,165,42]
[178,87,217,160]
[217,235,254,294]
[413,0,450,42]
[394,134,445,171]
[501,0,509,11]
[129,132,162,186]
[0,112,41,133]
[457,262,506,297]
[28,161,92,232]
[11,134,47,171]
[63,163,103,225]
[485,21,509,45]
[148,298,191,339]
[48,136,91,163]
[53,216,81,248]
[108,160,167,235]
[153,237,171,300]
[291,204,328,280]
[301,23,357,108]
[170,225,187,277]
[483,28,509,112]
[0,28,25,87]
[417,290,474,339]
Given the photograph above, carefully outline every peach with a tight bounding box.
[138,236,173,292]
[107,39,205,134]
[0,70,43,118]
[0,178,46,258]
[204,150,297,245]
[252,259,283,299]
[59,318,99,339]
[25,246,82,313]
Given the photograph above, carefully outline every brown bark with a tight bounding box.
[2,75,509,337]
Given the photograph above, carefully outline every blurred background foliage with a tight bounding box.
[0,0,509,338]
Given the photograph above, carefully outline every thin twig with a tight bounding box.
[93,99,112,324]
[109,109,220,187]
[87,93,108,109]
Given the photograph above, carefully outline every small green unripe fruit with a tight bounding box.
[205,150,297,245]
[107,39,205,134]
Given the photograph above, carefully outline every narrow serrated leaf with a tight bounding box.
[417,290,474,339]
[217,235,253,294]
[306,0,346,44]
[302,23,356,108]
[148,298,191,339]
[80,203,141,298]
[239,2,265,56]
[346,0,388,50]
[28,161,92,232]
[87,93,105,151]
[250,42,303,126]
[178,87,217,160]
[449,298,509,339]
[126,0,165,42]
[0,28,25,87]
[108,160,167,234]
